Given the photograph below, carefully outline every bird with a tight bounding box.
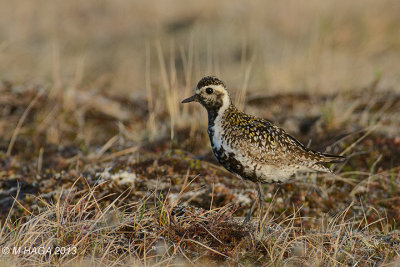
[181,76,345,223]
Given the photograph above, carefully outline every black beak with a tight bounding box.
[181,94,198,103]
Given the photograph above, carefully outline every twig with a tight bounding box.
[7,90,43,156]
[339,125,378,156]
[98,145,140,162]
[183,238,229,258]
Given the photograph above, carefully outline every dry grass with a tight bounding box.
[0,81,399,266]
[1,0,400,93]
[0,177,399,266]
[1,0,400,266]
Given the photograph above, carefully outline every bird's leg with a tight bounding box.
[243,183,264,225]
[257,182,264,215]
[243,196,256,224]
[257,182,264,229]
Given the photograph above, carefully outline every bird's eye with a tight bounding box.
[205,87,213,94]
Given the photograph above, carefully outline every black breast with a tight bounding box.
[211,144,257,182]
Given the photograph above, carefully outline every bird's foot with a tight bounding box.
[242,212,252,225]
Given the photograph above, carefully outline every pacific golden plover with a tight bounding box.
[182,76,345,222]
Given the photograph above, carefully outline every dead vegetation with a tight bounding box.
[0,78,399,266]
[1,0,400,266]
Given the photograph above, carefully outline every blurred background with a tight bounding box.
[1,0,399,93]
[1,0,399,149]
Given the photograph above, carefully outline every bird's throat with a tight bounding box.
[207,103,236,139]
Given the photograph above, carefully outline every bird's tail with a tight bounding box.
[320,153,346,163]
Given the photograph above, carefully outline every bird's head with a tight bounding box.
[181,76,231,113]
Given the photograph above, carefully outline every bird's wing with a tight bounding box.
[229,115,325,167]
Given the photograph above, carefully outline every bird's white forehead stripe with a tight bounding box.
[212,84,225,92]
